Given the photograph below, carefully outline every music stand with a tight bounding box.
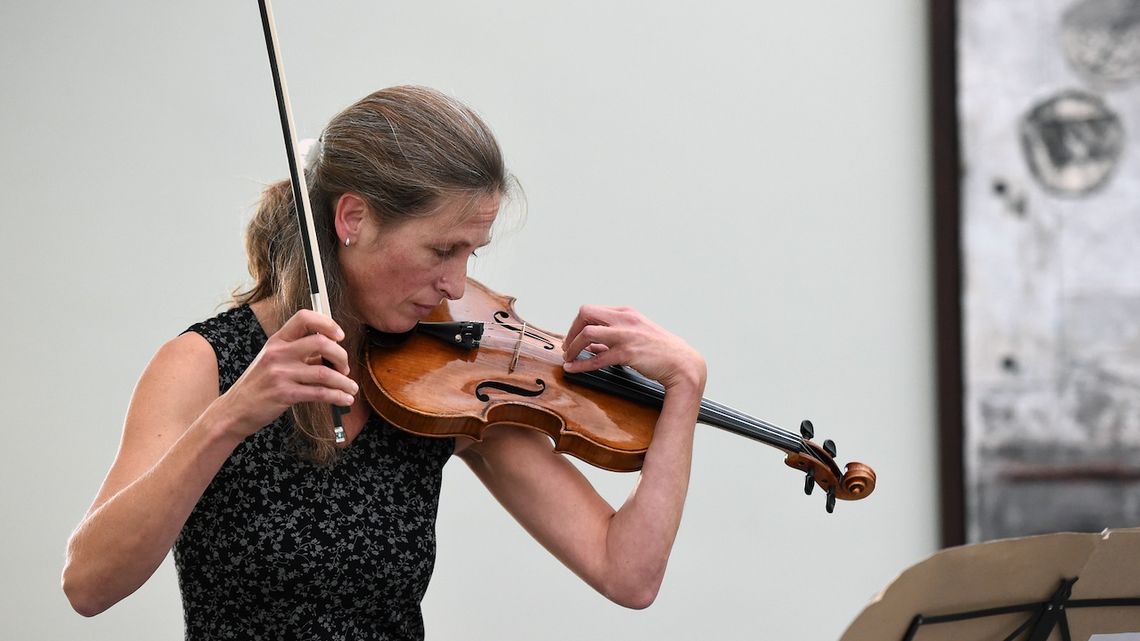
[840,528,1140,641]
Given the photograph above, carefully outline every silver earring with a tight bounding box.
[344,237,351,247]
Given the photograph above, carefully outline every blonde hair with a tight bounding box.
[235,85,512,464]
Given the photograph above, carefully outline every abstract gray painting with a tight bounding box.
[960,0,1140,542]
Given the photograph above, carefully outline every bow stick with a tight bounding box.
[257,0,348,443]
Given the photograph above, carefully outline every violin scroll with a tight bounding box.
[785,419,877,512]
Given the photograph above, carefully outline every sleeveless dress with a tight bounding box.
[174,305,455,641]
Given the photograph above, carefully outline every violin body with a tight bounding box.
[363,280,660,471]
[363,279,876,510]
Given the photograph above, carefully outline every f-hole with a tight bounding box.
[475,379,547,402]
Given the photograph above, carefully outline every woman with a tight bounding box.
[62,85,706,640]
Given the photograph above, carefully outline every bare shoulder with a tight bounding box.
[141,332,219,395]
[127,332,220,440]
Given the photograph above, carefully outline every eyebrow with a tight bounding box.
[435,236,493,249]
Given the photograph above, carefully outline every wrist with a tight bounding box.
[662,359,707,400]
[197,399,253,451]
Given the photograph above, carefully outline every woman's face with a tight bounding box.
[341,192,500,333]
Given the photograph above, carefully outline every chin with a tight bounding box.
[371,316,418,334]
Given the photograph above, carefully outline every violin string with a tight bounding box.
[476,325,627,364]
[469,334,804,445]
[472,335,568,362]
[482,343,803,448]
[567,360,804,451]
[560,364,832,477]
[472,337,564,363]
[422,338,836,480]
[432,325,812,454]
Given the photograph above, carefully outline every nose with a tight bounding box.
[438,260,467,300]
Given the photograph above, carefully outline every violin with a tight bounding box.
[363,279,876,513]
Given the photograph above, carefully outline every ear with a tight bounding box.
[333,193,370,245]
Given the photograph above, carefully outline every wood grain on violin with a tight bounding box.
[364,279,876,512]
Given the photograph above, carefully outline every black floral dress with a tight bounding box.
[174,305,455,641]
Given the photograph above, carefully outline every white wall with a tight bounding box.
[0,2,936,639]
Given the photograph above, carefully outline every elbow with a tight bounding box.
[596,550,671,610]
[602,575,662,610]
[68,598,107,619]
[61,559,112,617]
[62,574,103,617]
[616,588,659,611]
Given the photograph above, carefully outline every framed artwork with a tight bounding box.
[933,0,1140,546]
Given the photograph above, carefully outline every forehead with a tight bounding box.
[420,192,500,239]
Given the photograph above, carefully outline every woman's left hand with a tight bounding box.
[560,305,706,394]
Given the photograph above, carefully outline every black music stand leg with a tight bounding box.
[902,615,923,641]
[999,615,1038,641]
[1058,609,1072,641]
[1026,578,1078,641]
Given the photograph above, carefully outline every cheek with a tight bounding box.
[368,250,437,297]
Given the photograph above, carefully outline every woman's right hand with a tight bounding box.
[218,309,358,438]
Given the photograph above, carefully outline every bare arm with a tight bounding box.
[62,334,242,616]
[62,310,355,616]
[458,305,705,609]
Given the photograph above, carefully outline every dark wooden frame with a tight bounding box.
[930,0,966,548]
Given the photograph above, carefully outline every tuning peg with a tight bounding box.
[823,439,837,457]
[826,486,837,513]
[800,419,814,440]
[804,467,816,496]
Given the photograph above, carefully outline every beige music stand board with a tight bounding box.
[841,528,1140,641]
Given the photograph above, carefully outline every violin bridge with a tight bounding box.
[509,321,527,373]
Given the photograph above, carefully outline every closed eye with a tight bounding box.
[433,246,480,259]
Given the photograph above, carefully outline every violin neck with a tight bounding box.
[565,365,805,455]
[698,397,804,453]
